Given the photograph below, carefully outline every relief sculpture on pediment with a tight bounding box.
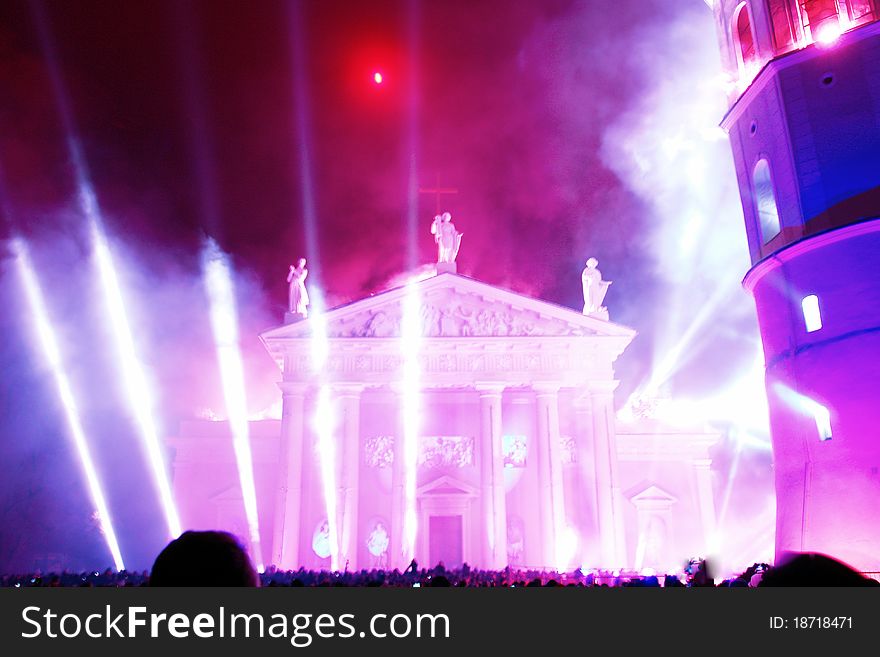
[337,309,401,338]
[324,291,596,339]
[439,307,461,336]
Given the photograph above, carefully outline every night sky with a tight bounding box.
[0,0,771,571]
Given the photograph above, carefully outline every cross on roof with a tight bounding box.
[418,174,458,215]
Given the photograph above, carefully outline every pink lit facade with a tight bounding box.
[170,274,721,572]
[713,0,880,570]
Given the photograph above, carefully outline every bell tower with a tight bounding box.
[711,0,880,571]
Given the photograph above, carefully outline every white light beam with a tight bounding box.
[202,240,264,569]
[400,281,422,560]
[308,288,340,571]
[89,220,182,538]
[13,238,125,571]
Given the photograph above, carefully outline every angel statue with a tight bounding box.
[287,257,310,318]
[582,257,611,319]
[431,212,463,264]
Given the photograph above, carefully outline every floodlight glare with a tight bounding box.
[13,238,125,571]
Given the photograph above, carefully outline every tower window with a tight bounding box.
[801,294,823,332]
[768,0,797,53]
[753,159,781,243]
[801,0,842,44]
[813,403,832,441]
[797,0,879,43]
[846,0,877,26]
[734,3,758,73]
[776,1,877,51]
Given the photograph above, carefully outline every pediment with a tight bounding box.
[261,272,635,342]
[417,474,478,498]
[626,484,678,507]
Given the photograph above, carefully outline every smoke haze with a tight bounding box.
[0,0,771,571]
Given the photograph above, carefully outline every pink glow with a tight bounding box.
[170,274,762,576]
[0,0,804,578]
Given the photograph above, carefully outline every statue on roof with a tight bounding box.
[287,257,310,319]
[431,212,463,265]
[582,257,611,319]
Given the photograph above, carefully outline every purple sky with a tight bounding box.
[0,0,771,570]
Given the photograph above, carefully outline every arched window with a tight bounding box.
[753,159,781,243]
[734,3,757,71]
[767,0,797,53]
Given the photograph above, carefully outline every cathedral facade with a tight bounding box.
[170,273,720,572]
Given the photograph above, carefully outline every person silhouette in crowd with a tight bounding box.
[149,530,259,587]
[758,552,879,587]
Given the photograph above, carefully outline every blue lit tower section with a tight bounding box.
[712,1,880,571]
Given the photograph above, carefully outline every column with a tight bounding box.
[477,383,507,569]
[534,383,565,570]
[334,384,364,571]
[573,393,598,559]
[389,387,406,571]
[271,382,308,569]
[589,381,626,568]
[692,458,717,553]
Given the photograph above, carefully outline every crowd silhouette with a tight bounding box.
[2,530,877,588]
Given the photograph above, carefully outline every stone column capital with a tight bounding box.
[331,382,366,398]
[475,382,506,397]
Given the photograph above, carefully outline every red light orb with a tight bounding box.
[373,72,383,84]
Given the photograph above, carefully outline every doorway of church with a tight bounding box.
[428,515,463,569]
